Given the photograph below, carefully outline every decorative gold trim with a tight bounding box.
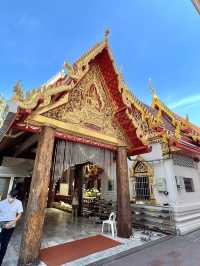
[27,114,125,146]
[161,133,170,159]
[118,74,158,144]
[151,88,200,142]
[12,81,74,110]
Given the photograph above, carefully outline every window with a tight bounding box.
[183,178,194,192]
[135,176,150,200]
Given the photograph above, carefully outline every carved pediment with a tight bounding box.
[134,161,148,174]
[130,156,153,177]
[41,65,125,142]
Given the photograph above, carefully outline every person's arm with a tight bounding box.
[5,200,23,229]
[5,213,22,229]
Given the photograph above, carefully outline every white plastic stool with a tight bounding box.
[102,212,117,238]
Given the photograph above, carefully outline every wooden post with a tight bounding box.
[18,126,55,266]
[116,146,132,238]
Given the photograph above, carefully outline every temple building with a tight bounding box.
[0,32,153,265]
[128,87,200,235]
[0,31,200,264]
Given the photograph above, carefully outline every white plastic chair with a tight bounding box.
[102,212,117,238]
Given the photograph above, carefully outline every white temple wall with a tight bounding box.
[174,164,200,205]
[142,142,163,161]
[127,142,200,235]
[145,143,178,206]
[162,159,177,206]
[172,162,200,235]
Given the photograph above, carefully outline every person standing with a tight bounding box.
[0,189,23,266]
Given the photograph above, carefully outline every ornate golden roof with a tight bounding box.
[150,88,200,143]
[10,31,200,151]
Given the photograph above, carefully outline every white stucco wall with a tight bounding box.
[174,164,200,206]
[172,161,200,235]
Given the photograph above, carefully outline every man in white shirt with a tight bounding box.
[0,189,23,265]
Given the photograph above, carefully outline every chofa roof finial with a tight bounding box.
[63,60,73,72]
[148,78,157,99]
[104,28,110,41]
[186,113,189,122]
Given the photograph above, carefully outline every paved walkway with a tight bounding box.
[103,230,200,266]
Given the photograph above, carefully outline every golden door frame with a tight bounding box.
[130,156,156,204]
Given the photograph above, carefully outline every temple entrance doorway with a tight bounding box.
[18,129,132,266]
[50,139,117,221]
[52,161,116,221]
[36,140,119,260]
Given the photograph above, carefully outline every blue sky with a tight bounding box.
[0,1,199,125]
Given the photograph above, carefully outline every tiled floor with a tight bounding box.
[2,208,165,266]
[3,208,102,266]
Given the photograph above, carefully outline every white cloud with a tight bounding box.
[168,93,200,109]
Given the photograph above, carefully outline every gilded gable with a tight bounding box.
[42,65,126,142]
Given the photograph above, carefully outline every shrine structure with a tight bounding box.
[0,31,200,265]
[0,31,157,265]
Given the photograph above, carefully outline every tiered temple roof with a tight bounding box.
[0,31,200,157]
